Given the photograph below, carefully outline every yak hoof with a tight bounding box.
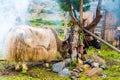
[15,64,20,71]
[22,63,28,71]
[44,63,49,68]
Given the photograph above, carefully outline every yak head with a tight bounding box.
[59,39,70,59]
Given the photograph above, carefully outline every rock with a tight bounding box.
[71,71,80,78]
[91,62,100,68]
[91,54,106,64]
[58,68,72,76]
[83,59,94,65]
[77,58,83,67]
[84,68,103,76]
[102,74,107,78]
[71,76,77,80]
[83,64,91,71]
[76,66,84,72]
[43,63,49,68]
[72,69,80,73]
[101,65,108,70]
[64,58,72,65]
[52,62,65,72]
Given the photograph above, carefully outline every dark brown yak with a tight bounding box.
[6,25,68,70]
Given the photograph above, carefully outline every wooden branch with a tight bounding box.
[80,0,83,29]
[70,4,78,23]
[69,0,120,53]
[85,0,102,32]
[84,29,120,53]
[85,15,102,32]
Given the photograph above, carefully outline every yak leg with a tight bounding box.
[15,62,20,70]
[44,63,49,68]
[22,62,28,70]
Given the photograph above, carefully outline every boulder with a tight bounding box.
[58,68,72,76]
[52,62,65,72]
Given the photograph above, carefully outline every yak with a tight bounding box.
[6,25,69,70]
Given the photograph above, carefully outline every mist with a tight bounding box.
[0,0,64,59]
[102,0,120,26]
[0,0,30,58]
[30,0,63,21]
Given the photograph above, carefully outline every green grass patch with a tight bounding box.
[0,44,120,80]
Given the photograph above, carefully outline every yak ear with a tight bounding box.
[83,18,87,22]
[62,40,68,45]
[83,18,87,24]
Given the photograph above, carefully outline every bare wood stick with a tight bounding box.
[80,0,83,29]
[84,29,120,53]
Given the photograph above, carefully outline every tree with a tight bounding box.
[57,0,102,28]
[57,0,90,12]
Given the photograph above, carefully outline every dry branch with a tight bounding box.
[85,0,102,32]
[84,29,120,53]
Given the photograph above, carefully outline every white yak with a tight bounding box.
[6,25,68,70]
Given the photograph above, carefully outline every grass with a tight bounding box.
[86,45,120,80]
[0,45,120,80]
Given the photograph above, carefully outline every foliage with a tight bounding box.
[57,0,90,12]
[69,58,77,68]
[40,9,54,14]
[29,18,62,27]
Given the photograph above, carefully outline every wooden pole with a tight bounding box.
[80,0,83,30]
[83,29,120,53]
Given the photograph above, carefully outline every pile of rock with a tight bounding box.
[52,54,107,79]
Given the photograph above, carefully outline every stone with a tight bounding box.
[83,64,91,71]
[52,62,65,72]
[73,69,80,73]
[71,71,80,78]
[71,76,77,80]
[58,68,72,76]
[77,58,83,67]
[102,74,107,78]
[73,66,83,73]
[75,66,84,72]
[64,58,72,65]
[84,68,103,76]
[101,65,108,70]
[83,59,94,65]
[91,62,100,68]
[91,54,106,64]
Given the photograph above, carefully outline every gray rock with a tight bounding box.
[102,74,107,78]
[91,62,100,68]
[101,65,108,70]
[52,62,65,72]
[58,68,72,76]
[83,59,94,65]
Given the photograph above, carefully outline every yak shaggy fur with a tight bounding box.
[6,25,59,62]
